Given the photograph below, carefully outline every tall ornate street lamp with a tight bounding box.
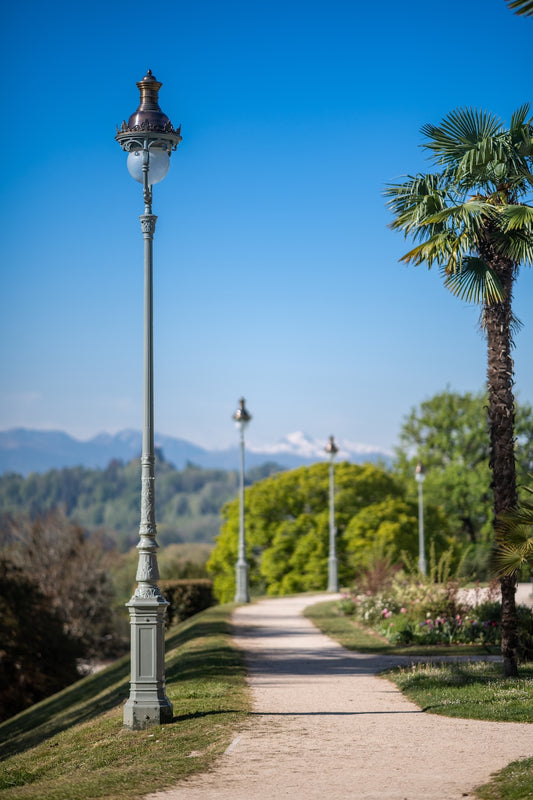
[116,71,182,730]
[233,398,252,603]
[415,461,427,576]
[325,435,339,592]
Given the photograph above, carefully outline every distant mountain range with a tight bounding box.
[0,428,392,476]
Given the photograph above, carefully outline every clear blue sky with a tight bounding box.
[1,0,532,453]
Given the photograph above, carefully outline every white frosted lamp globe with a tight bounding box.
[127,148,170,185]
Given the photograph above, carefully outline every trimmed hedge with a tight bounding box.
[159,579,215,626]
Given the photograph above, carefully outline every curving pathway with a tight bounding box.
[145,594,532,800]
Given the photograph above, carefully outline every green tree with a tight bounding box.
[385,107,533,675]
[0,511,116,657]
[208,462,450,602]
[394,389,533,575]
[343,497,451,576]
[0,559,82,721]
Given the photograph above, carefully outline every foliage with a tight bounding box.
[0,605,250,799]
[0,559,83,722]
[336,552,533,657]
[208,462,453,602]
[159,579,214,625]
[507,0,533,16]
[343,496,451,577]
[0,511,118,658]
[393,389,533,576]
[493,483,533,577]
[0,457,283,550]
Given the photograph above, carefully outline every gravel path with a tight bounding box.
[146,594,532,800]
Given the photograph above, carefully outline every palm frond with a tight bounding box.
[492,225,533,265]
[422,108,502,169]
[510,103,532,134]
[425,200,495,229]
[442,257,505,304]
[493,493,533,577]
[492,541,532,576]
[507,0,533,16]
[401,230,467,270]
[384,173,453,238]
[500,203,533,230]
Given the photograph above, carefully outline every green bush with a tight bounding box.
[159,579,215,626]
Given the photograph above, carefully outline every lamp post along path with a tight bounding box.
[116,72,181,730]
[233,398,251,603]
[415,461,427,576]
[325,435,339,593]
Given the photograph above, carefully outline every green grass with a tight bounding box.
[386,660,533,722]
[0,604,250,800]
[475,758,533,800]
[305,600,498,656]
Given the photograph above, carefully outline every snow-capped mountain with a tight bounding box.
[0,428,392,476]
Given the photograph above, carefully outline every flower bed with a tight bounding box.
[338,581,504,649]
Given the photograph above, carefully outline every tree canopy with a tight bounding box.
[0,458,283,550]
[393,389,533,575]
[207,462,450,602]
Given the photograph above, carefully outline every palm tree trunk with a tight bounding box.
[484,254,519,677]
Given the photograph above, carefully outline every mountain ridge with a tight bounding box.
[0,428,392,476]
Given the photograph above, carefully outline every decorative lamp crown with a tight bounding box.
[116,70,182,149]
[233,398,252,425]
[325,435,339,457]
[415,461,426,482]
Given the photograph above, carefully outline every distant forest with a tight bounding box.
[0,454,283,550]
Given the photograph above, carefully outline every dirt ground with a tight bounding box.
[145,593,533,800]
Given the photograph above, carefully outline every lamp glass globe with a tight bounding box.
[127,148,170,185]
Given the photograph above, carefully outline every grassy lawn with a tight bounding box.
[306,599,533,800]
[0,604,250,800]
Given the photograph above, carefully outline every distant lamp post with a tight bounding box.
[116,71,182,730]
[325,435,339,592]
[233,398,252,603]
[415,461,427,576]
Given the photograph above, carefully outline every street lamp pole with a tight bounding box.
[325,435,339,593]
[233,398,251,603]
[116,71,182,730]
[415,461,427,576]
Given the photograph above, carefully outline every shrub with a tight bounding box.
[159,579,214,626]
[0,559,83,721]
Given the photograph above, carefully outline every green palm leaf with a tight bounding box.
[401,231,466,269]
[500,203,533,230]
[442,257,505,305]
[425,200,495,232]
[493,491,533,577]
[422,108,503,170]
[507,0,533,15]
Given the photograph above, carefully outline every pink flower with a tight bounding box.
[400,608,407,614]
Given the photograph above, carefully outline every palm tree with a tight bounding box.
[507,0,533,16]
[385,107,533,676]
